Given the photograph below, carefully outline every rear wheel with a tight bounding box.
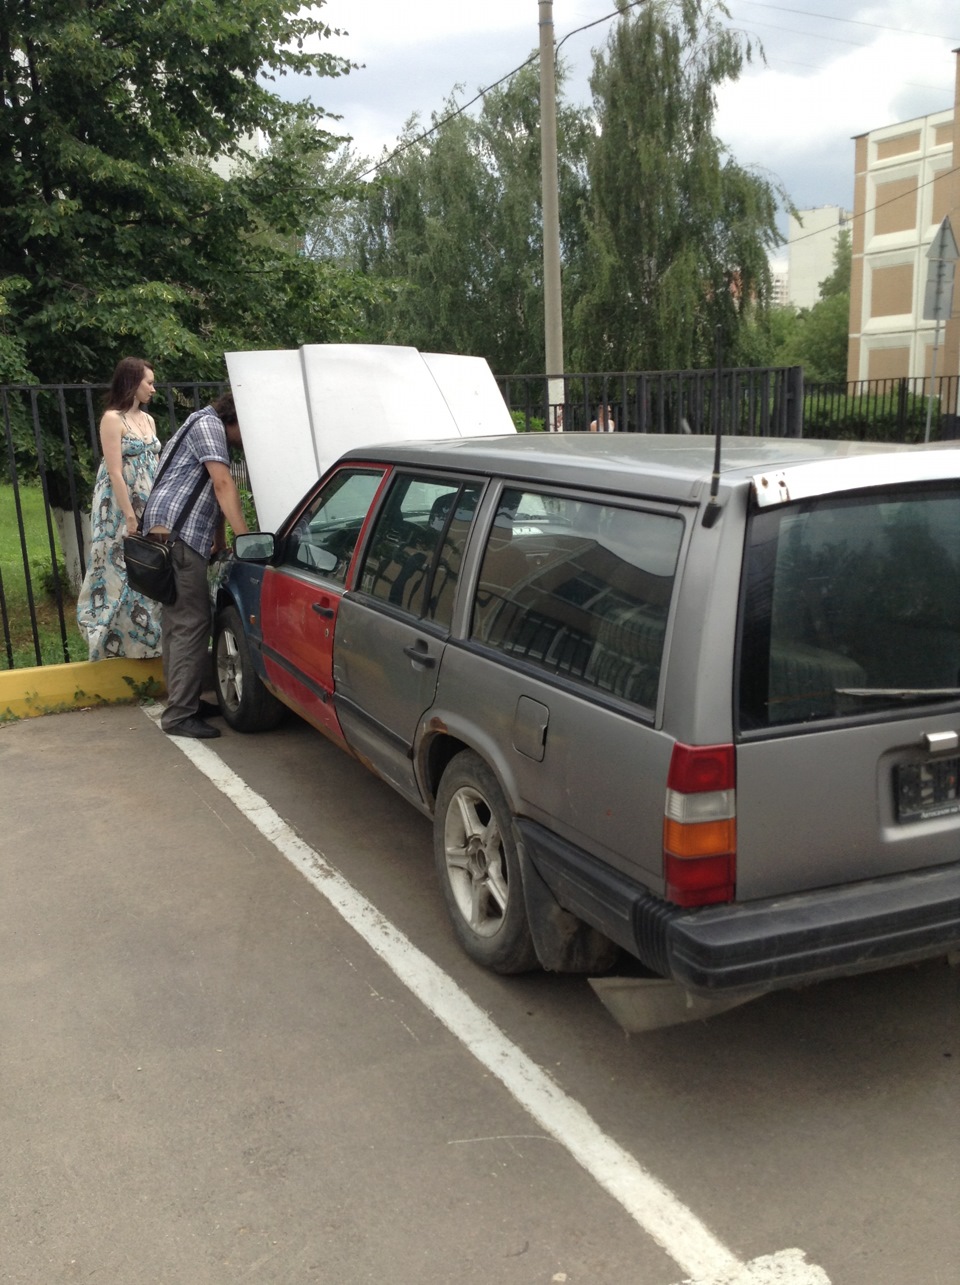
[434,751,538,974]
[213,604,286,732]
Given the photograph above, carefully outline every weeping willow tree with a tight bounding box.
[569,0,784,373]
[325,62,592,376]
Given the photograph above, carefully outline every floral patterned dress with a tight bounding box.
[76,434,163,659]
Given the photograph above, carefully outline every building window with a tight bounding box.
[876,131,920,161]
[870,263,914,317]
[874,177,919,236]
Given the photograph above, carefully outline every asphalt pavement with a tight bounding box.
[3,702,959,1285]
[0,704,685,1285]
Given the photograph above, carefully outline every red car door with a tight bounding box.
[258,465,388,740]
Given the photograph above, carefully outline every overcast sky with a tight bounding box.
[290,1,959,262]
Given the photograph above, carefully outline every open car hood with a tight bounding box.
[225,344,516,531]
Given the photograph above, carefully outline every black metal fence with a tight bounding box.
[499,365,805,437]
[498,369,960,442]
[801,375,960,441]
[3,369,959,672]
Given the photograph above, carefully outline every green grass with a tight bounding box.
[0,483,86,669]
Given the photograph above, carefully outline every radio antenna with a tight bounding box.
[701,324,724,528]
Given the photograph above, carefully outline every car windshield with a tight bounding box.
[738,482,960,729]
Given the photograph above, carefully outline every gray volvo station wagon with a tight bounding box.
[214,432,960,1020]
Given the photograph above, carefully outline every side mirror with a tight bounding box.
[234,532,276,562]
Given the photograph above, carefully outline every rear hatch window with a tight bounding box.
[739,483,960,731]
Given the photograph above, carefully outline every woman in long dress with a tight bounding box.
[76,357,163,659]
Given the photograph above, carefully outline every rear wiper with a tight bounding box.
[836,687,960,700]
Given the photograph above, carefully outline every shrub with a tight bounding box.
[803,389,930,443]
[510,409,546,432]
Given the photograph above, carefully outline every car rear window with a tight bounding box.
[739,483,960,729]
[470,489,683,710]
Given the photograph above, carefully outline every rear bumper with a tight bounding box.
[517,819,960,996]
[666,863,960,994]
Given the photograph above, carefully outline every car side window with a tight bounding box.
[423,483,483,629]
[470,489,683,710]
[282,468,385,585]
[359,475,482,623]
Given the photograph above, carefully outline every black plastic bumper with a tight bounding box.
[516,818,960,997]
[666,862,960,995]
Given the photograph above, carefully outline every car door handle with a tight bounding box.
[403,642,436,668]
[311,602,335,619]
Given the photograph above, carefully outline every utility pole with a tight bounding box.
[539,1,565,429]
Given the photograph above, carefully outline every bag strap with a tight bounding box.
[149,408,214,540]
[169,471,211,539]
[152,408,203,488]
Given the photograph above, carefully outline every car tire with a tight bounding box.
[434,751,538,974]
[213,604,286,733]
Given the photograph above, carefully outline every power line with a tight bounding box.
[733,0,957,43]
[347,3,956,185]
[732,17,918,53]
[755,51,951,94]
[353,1,647,182]
[785,163,960,250]
[335,2,957,278]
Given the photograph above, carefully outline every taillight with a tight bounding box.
[663,743,736,906]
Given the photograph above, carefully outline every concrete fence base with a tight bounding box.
[0,658,165,722]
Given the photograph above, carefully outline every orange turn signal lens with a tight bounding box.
[663,817,736,859]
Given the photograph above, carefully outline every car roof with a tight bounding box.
[338,432,960,505]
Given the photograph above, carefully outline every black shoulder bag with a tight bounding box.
[123,413,210,606]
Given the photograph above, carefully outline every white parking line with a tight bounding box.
[146,706,830,1285]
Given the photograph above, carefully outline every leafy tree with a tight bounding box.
[0,0,376,388]
[753,228,851,383]
[301,143,378,268]
[318,63,593,376]
[569,0,784,373]
[0,277,31,383]
[796,227,851,384]
[792,291,849,384]
[818,226,852,300]
[736,299,800,369]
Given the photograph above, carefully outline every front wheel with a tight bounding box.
[213,604,286,732]
[433,751,538,974]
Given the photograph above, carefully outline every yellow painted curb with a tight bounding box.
[0,657,165,722]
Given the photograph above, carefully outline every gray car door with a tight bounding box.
[333,473,484,804]
[440,485,687,889]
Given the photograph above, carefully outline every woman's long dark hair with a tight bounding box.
[105,356,153,412]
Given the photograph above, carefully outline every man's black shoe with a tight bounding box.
[197,699,222,719]
[166,717,221,740]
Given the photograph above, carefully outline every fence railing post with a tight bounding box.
[786,366,804,437]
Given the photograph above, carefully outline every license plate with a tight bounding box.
[896,757,960,822]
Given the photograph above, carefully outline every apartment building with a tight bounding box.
[848,50,960,387]
[769,267,790,308]
[788,206,851,310]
